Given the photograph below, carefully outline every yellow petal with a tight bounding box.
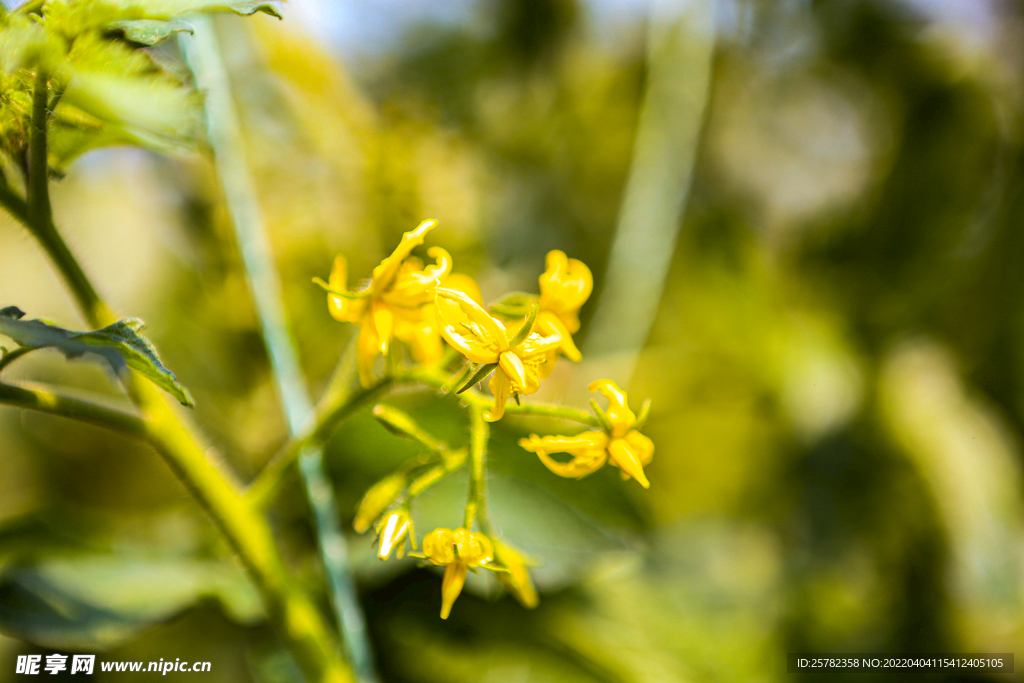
[356,324,380,388]
[498,351,527,390]
[452,527,494,567]
[588,379,636,437]
[386,246,453,306]
[371,302,394,354]
[539,250,593,333]
[623,430,654,466]
[607,436,650,488]
[372,219,437,292]
[437,287,509,351]
[422,528,456,565]
[486,371,512,422]
[394,310,443,365]
[435,295,497,364]
[442,272,483,304]
[326,256,366,323]
[440,562,468,619]
[535,311,580,362]
[520,432,609,479]
[493,541,538,609]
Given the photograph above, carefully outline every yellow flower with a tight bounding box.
[419,527,495,619]
[519,379,654,488]
[326,219,452,386]
[492,540,538,609]
[436,287,562,421]
[537,250,592,368]
[393,272,483,368]
[375,509,416,560]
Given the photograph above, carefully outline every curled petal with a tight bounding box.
[327,256,367,323]
[498,351,527,391]
[356,324,380,388]
[435,296,498,364]
[535,311,580,362]
[422,528,456,565]
[588,379,636,437]
[387,246,454,306]
[437,288,509,352]
[539,250,593,333]
[440,562,468,619]
[519,432,609,479]
[607,434,651,488]
[486,371,512,422]
[372,219,437,292]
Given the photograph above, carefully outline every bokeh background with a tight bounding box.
[2,0,1024,681]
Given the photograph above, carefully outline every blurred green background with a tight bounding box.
[2,0,1024,681]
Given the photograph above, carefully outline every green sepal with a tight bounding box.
[0,309,194,407]
[311,276,371,299]
[488,291,538,319]
[590,399,614,434]
[457,363,498,394]
[508,301,540,349]
[632,399,652,431]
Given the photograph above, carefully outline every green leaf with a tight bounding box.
[0,310,194,406]
[95,0,282,19]
[106,18,194,45]
[0,553,262,650]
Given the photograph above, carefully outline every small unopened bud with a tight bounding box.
[353,473,405,534]
[377,510,414,560]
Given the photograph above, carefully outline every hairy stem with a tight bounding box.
[466,404,491,533]
[0,381,146,436]
[2,63,353,683]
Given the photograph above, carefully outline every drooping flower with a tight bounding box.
[436,287,562,421]
[417,527,496,619]
[535,250,593,368]
[324,219,453,386]
[519,379,654,488]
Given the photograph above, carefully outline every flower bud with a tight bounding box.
[353,473,405,534]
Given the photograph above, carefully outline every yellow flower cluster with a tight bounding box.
[328,221,654,619]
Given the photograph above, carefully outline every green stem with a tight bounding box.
[466,404,491,534]
[181,20,376,681]
[25,70,109,327]
[0,381,146,436]
[0,347,33,374]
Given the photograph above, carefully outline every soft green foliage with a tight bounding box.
[0,306,194,406]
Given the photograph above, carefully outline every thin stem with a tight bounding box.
[0,178,29,225]
[0,381,146,436]
[247,378,392,508]
[0,347,33,374]
[466,403,491,534]
[24,70,109,327]
[182,19,376,682]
